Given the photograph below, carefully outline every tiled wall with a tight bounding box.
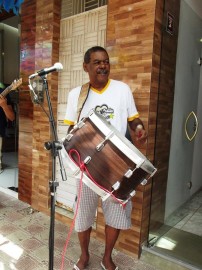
[19,0,61,210]
[18,0,36,204]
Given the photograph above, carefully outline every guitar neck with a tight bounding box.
[1,85,12,97]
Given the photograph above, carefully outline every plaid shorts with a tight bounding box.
[74,180,132,232]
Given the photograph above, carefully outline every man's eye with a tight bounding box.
[93,60,109,65]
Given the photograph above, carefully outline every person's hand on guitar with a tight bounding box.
[0,78,22,98]
[0,95,8,108]
[0,78,22,121]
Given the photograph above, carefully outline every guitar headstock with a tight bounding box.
[10,78,22,91]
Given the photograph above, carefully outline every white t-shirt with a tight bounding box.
[64,79,139,135]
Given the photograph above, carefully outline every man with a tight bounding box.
[64,46,147,270]
[0,83,15,173]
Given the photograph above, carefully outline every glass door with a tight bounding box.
[148,1,202,268]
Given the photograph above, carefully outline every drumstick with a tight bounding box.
[136,124,143,138]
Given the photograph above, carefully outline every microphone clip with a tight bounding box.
[28,77,45,104]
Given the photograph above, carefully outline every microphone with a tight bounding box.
[29,62,63,79]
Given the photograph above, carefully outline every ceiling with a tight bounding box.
[0,10,14,22]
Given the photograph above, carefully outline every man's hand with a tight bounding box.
[129,118,148,144]
[135,124,147,143]
[0,95,15,121]
[0,95,7,108]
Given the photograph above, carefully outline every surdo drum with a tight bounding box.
[61,110,157,205]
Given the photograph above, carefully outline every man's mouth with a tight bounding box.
[97,69,108,75]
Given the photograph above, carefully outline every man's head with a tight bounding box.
[83,46,110,89]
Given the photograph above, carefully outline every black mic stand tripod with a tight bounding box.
[38,74,66,270]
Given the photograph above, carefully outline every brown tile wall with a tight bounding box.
[18,0,36,204]
[19,0,61,210]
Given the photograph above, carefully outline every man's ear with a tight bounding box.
[83,62,88,72]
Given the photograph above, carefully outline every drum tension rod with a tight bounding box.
[149,168,157,178]
[122,190,136,205]
[124,159,145,178]
[96,131,114,151]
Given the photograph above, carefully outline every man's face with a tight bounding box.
[83,50,110,87]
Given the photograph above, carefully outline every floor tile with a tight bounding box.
[0,190,157,270]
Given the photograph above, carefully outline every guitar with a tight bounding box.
[0,78,22,98]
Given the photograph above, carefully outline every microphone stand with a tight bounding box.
[39,74,66,270]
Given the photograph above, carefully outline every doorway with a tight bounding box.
[0,15,20,194]
[148,0,202,268]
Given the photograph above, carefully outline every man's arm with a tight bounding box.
[0,95,15,121]
[68,125,74,132]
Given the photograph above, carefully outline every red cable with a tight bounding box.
[68,149,127,206]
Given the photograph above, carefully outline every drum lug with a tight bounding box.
[65,121,85,141]
[112,181,120,191]
[96,142,105,151]
[124,167,138,178]
[66,133,73,141]
[124,169,133,178]
[130,190,136,197]
[84,156,91,164]
[141,179,147,185]
[96,131,114,151]
[74,121,85,130]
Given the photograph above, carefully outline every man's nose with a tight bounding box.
[99,60,109,67]
[100,61,106,67]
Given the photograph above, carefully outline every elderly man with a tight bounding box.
[64,46,147,270]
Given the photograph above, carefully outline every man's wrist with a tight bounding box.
[1,104,7,110]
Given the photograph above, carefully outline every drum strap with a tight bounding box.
[76,82,90,121]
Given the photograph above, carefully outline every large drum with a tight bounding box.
[61,110,157,204]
